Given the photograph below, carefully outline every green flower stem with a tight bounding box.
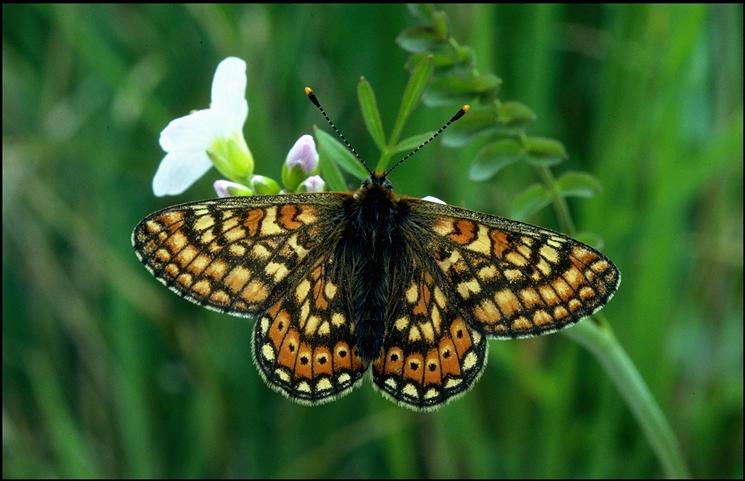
[537,165,690,478]
[537,166,576,235]
[563,319,690,478]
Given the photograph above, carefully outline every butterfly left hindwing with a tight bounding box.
[252,252,369,403]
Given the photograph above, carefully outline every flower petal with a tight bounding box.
[210,57,248,135]
[159,109,218,152]
[152,151,213,196]
[421,195,446,204]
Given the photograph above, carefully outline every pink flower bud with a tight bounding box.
[285,134,319,174]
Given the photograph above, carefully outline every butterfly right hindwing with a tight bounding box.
[372,251,488,410]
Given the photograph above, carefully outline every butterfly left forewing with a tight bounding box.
[403,198,621,338]
[132,194,347,316]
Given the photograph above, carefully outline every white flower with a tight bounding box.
[153,57,252,196]
[421,195,446,204]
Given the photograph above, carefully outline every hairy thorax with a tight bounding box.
[341,182,409,361]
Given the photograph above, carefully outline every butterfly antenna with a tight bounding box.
[305,86,373,176]
[383,104,470,177]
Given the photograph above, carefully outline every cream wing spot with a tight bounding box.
[193,215,215,231]
[262,343,275,361]
[265,261,290,282]
[405,283,419,303]
[540,244,560,263]
[324,282,337,300]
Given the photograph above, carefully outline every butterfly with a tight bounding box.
[132,88,620,411]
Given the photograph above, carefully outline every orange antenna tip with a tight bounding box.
[305,86,320,108]
[449,105,470,122]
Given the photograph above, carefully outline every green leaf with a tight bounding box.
[357,77,386,150]
[314,127,369,180]
[317,154,346,192]
[391,131,436,154]
[396,26,442,53]
[423,73,501,107]
[524,136,568,166]
[497,101,536,126]
[405,44,474,70]
[556,171,603,198]
[468,139,525,182]
[390,55,434,145]
[441,104,500,147]
[406,4,435,22]
[574,231,605,250]
[315,135,346,191]
[511,183,551,219]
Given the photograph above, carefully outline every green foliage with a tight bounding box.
[3,4,742,479]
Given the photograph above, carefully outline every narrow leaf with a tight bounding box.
[391,131,436,154]
[357,77,386,150]
[511,183,552,219]
[468,139,525,182]
[391,55,434,145]
[318,154,346,192]
[556,171,603,198]
[314,127,369,180]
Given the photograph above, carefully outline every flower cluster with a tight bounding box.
[152,57,325,198]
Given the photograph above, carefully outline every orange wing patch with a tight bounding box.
[253,255,367,404]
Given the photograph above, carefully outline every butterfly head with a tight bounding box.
[361,172,393,191]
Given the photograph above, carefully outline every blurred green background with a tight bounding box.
[3,4,742,478]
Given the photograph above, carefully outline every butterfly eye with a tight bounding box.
[382,179,393,190]
[361,178,371,188]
